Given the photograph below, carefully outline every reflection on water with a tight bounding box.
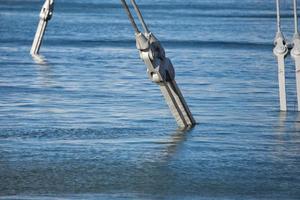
[0,127,194,199]
[32,54,48,65]
[276,111,287,134]
[34,58,56,88]
[295,112,300,130]
[164,128,190,160]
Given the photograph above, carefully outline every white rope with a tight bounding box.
[130,0,150,34]
[294,0,299,34]
[276,0,281,32]
[120,0,140,34]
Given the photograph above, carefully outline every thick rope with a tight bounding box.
[276,0,281,32]
[130,0,150,34]
[120,0,140,34]
[294,0,299,34]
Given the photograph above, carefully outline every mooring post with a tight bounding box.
[30,0,54,55]
[120,0,196,128]
[273,0,289,111]
[291,0,300,111]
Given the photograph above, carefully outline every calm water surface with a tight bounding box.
[0,0,300,199]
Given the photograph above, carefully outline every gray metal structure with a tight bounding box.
[30,0,196,128]
[274,0,288,111]
[28,0,300,126]
[291,0,300,111]
[30,0,54,55]
[274,0,300,111]
[120,0,196,128]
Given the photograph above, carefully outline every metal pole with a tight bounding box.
[160,81,196,127]
[31,20,48,55]
[291,0,300,111]
[277,55,288,111]
[30,0,54,55]
[273,0,288,111]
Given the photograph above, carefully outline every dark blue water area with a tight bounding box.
[1,0,300,199]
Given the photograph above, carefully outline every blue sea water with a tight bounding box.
[0,0,300,199]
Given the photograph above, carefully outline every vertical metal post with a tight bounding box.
[273,0,288,111]
[291,0,300,111]
[294,0,299,35]
[30,0,54,55]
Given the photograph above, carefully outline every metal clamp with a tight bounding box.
[39,0,54,21]
[136,32,175,83]
[120,0,196,128]
[273,31,288,57]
